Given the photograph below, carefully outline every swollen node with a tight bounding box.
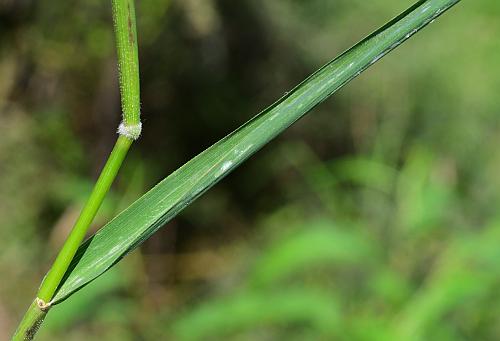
[117,121,142,140]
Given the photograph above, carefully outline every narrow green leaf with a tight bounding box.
[171,289,341,340]
[52,0,460,304]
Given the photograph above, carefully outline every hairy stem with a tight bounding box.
[112,0,141,128]
[12,0,141,339]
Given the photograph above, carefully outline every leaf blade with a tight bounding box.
[53,0,460,304]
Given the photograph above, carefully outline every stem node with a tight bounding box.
[35,298,52,312]
[117,121,142,140]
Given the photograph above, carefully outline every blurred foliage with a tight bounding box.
[1,0,500,340]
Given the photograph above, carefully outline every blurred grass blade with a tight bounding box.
[250,221,378,287]
[52,0,460,304]
[171,289,340,340]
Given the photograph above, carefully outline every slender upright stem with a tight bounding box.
[112,0,141,128]
[37,136,133,301]
[12,0,141,339]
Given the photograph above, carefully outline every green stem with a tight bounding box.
[12,0,141,339]
[12,301,47,341]
[112,0,141,127]
[12,137,132,341]
[37,135,133,301]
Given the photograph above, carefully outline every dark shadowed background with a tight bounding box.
[1,0,499,340]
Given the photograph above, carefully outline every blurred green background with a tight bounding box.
[1,0,499,340]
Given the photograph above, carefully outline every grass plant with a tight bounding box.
[12,0,461,339]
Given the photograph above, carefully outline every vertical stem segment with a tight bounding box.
[12,0,141,339]
[112,0,141,129]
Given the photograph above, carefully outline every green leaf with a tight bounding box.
[52,0,460,304]
[171,288,340,340]
[249,221,377,288]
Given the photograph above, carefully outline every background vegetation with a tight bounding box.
[1,0,498,339]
